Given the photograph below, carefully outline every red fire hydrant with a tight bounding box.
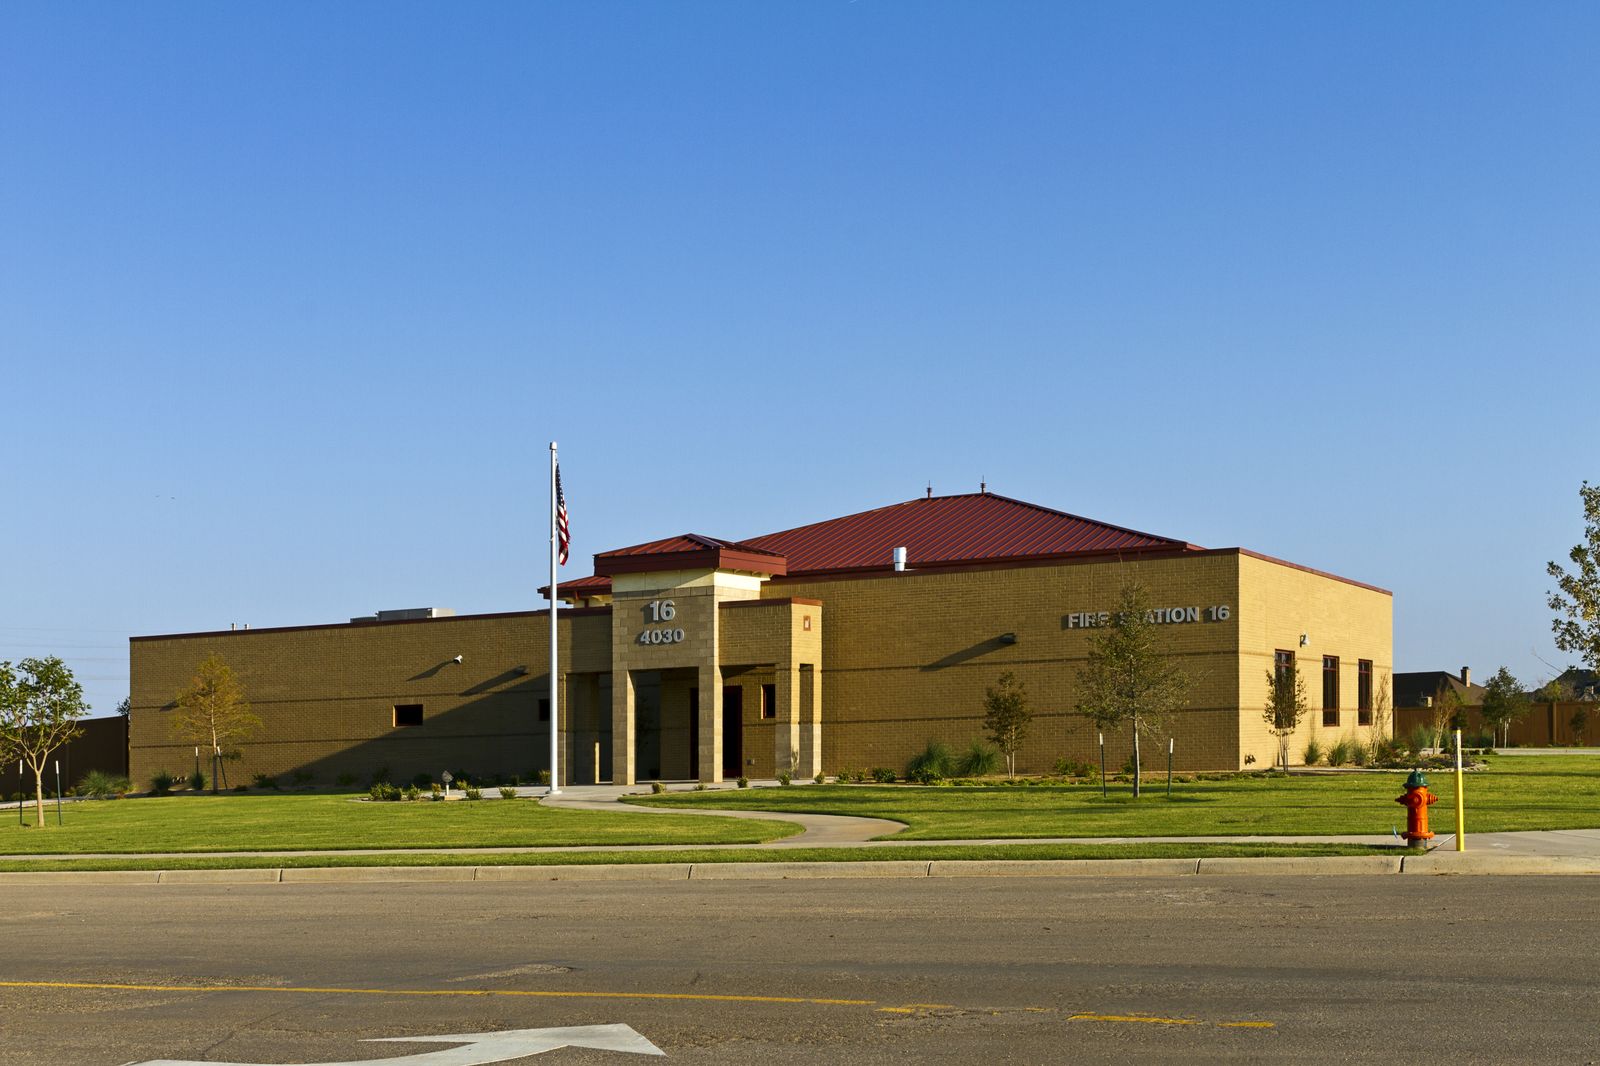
[1396,770,1437,846]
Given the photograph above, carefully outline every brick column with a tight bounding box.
[798,663,821,778]
[697,664,722,783]
[611,669,636,785]
[775,663,800,776]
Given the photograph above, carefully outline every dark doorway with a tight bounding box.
[689,687,699,778]
[722,685,743,778]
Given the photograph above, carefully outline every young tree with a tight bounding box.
[983,672,1032,780]
[1479,666,1530,747]
[1263,662,1309,772]
[1364,672,1393,764]
[0,657,88,826]
[1075,582,1190,797]
[171,654,260,790]
[1549,482,1600,675]
[1427,684,1461,752]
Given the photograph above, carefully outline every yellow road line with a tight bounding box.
[0,980,870,1007]
[0,979,1276,1031]
[1070,1012,1199,1026]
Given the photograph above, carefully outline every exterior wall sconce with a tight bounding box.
[999,633,1018,645]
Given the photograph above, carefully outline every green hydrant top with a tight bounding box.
[1404,770,1428,790]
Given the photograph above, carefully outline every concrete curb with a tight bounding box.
[1399,853,1600,875]
[928,858,1201,877]
[2,854,1597,885]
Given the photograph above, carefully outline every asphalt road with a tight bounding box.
[1,875,1595,1065]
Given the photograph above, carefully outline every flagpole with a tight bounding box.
[548,442,561,795]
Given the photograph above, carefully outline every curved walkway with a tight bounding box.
[537,784,905,847]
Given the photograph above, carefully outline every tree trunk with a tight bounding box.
[32,764,45,827]
[1132,727,1141,798]
[1280,734,1290,773]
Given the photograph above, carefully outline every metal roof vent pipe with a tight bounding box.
[893,546,908,573]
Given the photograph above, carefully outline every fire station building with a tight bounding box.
[129,492,1393,785]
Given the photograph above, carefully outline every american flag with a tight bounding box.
[555,463,570,566]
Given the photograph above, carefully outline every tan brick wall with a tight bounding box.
[1235,553,1394,768]
[129,610,607,789]
[771,554,1245,775]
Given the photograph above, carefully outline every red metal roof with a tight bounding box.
[556,493,1198,596]
[596,533,781,560]
[743,493,1196,574]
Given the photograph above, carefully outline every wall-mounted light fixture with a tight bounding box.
[999,633,1018,645]
[1299,633,1309,647]
[450,654,464,664]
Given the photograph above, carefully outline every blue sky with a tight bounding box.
[2,1,1596,716]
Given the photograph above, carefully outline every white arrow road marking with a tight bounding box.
[123,1023,666,1066]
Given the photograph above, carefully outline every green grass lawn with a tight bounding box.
[0,793,794,855]
[0,841,1387,873]
[631,756,1600,838]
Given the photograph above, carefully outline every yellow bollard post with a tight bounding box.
[1454,728,1466,852]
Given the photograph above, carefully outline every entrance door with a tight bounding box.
[688,688,699,779]
[721,685,743,778]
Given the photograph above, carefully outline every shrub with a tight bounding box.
[870,767,896,784]
[651,781,666,794]
[252,773,279,790]
[150,770,176,795]
[412,772,433,789]
[336,772,357,787]
[906,740,955,784]
[76,770,131,799]
[537,770,551,785]
[1328,738,1357,766]
[835,767,860,783]
[430,783,444,801]
[188,770,207,791]
[694,782,708,791]
[498,786,518,800]
[777,771,792,786]
[957,740,1002,778]
[737,776,749,788]
[369,765,392,786]
[463,786,483,801]
[403,785,422,801]
[1052,756,1092,779]
[814,771,825,784]
[1302,739,1323,766]
[368,782,401,801]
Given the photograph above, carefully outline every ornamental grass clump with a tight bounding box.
[906,740,955,784]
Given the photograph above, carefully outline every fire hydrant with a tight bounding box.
[1396,770,1437,847]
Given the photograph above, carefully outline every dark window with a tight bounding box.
[1322,657,1339,727]
[393,704,424,727]
[760,684,777,720]
[1358,660,1373,725]
[1274,649,1295,683]
[537,698,550,722]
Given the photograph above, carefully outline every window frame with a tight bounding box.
[1357,660,1373,726]
[1322,656,1339,728]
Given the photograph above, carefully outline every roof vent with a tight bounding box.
[893,547,907,572]
[353,608,458,623]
